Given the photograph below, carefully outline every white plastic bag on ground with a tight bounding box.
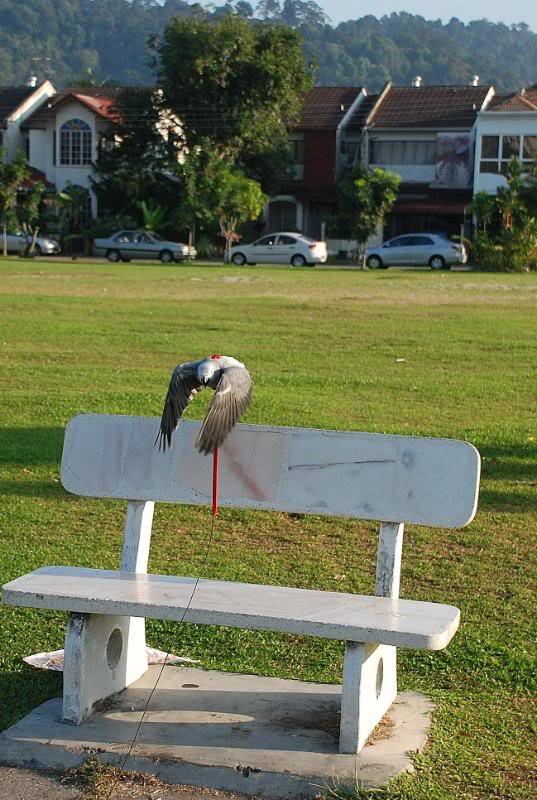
[23,647,200,671]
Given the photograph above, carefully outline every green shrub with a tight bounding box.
[474,221,537,272]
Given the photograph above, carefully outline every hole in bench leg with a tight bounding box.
[106,627,123,670]
[376,656,383,700]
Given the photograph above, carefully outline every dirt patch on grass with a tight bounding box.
[63,760,262,799]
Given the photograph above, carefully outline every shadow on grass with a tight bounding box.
[0,668,62,732]
[479,442,536,483]
[0,426,64,465]
[0,479,68,499]
[478,488,535,512]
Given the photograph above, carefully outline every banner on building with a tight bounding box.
[433,133,472,187]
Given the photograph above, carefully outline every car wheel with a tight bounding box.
[291,254,307,267]
[231,252,246,266]
[429,255,446,270]
[33,244,42,257]
[160,249,173,263]
[106,249,121,263]
[366,255,384,269]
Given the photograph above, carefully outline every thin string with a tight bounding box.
[103,509,218,799]
[212,446,219,517]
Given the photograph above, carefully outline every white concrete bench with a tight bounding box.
[2,413,480,754]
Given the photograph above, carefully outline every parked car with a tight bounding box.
[365,234,467,270]
[5,231,60,256]
[92,230,196,263]
[230,232,328,266]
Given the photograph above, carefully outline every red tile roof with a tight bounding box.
[0,85,37,121]
[296,86,364,130]
[368,85,492,129]
[487,87,537,112]
[23,87,123,127]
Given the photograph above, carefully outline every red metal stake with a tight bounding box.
[212,446,219,516]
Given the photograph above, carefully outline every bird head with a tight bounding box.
[197,358,220,385]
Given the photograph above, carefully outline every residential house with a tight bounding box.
[0,80,56,161]
[360,81,494,238]
[474,85,537,196]
[268,86,369,239]
[21,87,122,216]
[268,80,501,247]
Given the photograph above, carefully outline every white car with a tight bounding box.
[92,230,196,263]
[5,231,60,256]
[365,233,467,270]
[230,232,328,266]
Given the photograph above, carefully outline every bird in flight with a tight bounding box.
[156,354,252,454]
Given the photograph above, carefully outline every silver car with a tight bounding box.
[230,232,327,266]
[92,230,196,263]
[5,231,60,256]
[365,233,467,270]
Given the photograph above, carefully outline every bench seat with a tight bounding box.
[3,566,460,651]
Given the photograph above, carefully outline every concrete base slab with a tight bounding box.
[0,666,434,798]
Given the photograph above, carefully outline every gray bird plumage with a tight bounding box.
[156,355,252,454]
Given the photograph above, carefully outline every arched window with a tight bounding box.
[60,119,92,166]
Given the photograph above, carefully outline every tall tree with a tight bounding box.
[175,143,266,256]
[92,87,183,226]
[154,14,314,160]
[280,0,328,27]
[256,0,281,18]
[213,166,267,261]
[335,164,400,266]
[0,149,29,257]
[16,180,46,255]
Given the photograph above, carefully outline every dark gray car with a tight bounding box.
[93,230,196,263]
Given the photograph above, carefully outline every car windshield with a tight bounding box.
[149,232,163,241]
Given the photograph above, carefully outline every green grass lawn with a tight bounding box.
[0,259,536,799]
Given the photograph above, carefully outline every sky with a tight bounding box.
[319,0,536,31]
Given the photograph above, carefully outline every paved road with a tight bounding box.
[0,767,81,799]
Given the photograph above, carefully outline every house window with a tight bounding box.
[479,136,500,173]
[342,138,360,165]
[522,135,537,163]
[480,134,537,173]
[501,135,521,172]
[60,119,92,166]
[369,140,436,165]
[288,136,304,164]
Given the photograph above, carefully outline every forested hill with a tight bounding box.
[0,0,535,91]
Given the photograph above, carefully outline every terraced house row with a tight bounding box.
[1,77,537,241]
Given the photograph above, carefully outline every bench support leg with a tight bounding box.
[339,642,397,754]
[62,612,148,725]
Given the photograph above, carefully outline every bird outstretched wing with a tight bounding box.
[156,361,202,452]
[196,366,252,454]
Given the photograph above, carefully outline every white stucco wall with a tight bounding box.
[29,126,52,175]
[27,99,109,215]
[53,101,97,194]
[2,81,56,161]
[474,112,537,195]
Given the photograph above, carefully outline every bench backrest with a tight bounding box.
[61,414,480,528]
